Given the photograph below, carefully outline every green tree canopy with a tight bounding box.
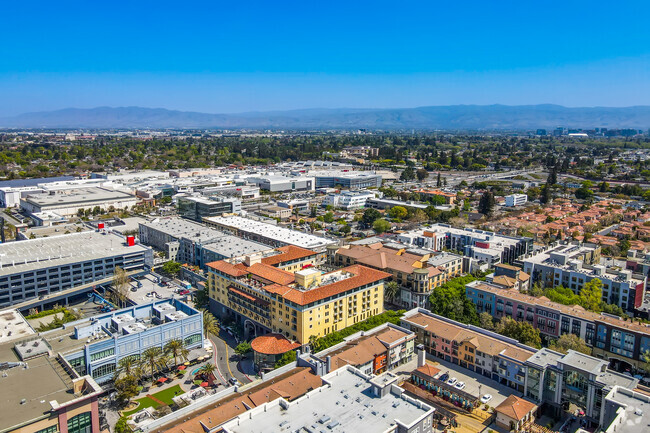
[388,206,408,220]
[580,278,603,312]
[373,218,391,234]
[496,317,542,348]
[362,208,381,226]
[162,260,181,276]
[549,333,591,355]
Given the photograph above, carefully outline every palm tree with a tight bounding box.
[140,347,165,380]
[384,281,400,303]
[202,310,219,338]
[164,339,189,367]
[199,362,216,379]
[114,355,140,380]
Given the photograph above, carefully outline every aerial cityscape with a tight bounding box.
[1,1,649,433]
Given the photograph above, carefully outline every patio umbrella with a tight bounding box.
[194,379,203,386]
[158,377,168,383]
[177,365,187,370]
[184,361,191,366]
[200,381,209,387]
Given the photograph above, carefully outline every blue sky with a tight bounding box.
[0,0,649,116]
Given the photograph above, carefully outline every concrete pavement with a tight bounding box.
[209,330,253,384]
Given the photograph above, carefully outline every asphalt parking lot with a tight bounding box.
[126,273,190,305]
[424,355,523,407]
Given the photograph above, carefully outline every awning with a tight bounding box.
[157,377,168,383]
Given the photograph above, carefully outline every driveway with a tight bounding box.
[209,330,254,385]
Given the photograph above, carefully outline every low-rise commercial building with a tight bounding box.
[247,174,314,192]
[0,231,153,308]
[219,366,434,433]
[207,252,391,344]
[314,171,382,189]
[415,189,457,205]
[322,190,376,210]
[20,186,138,217]
[177,195,241,221]
[504,194,528,207]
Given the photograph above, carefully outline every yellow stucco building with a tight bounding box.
[206,246,391,344]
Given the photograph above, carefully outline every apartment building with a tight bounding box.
[466,280,650,372]
[207,252,391,344]
[333,243,458,308]
[401,308,536,392]
[396,224,533,265]
[522,243,645,312]
[524,349,638,425]
[415,189,457,205]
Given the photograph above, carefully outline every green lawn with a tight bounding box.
[123,384,183,416]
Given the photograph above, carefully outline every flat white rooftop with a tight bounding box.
[222,366,432,433]
[206,216,336,249]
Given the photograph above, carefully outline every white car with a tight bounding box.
[480,394,493,404]
[447,377,457,386]
[454,381,466,390]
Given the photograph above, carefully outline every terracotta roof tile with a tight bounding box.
[495,395,537,421]
[261,245,318,266]
[251,334,300,355]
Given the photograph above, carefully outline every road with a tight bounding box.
[209,330,253,385]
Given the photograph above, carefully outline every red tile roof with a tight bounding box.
[495,395,537,421]
[261,245,317,266]
[251,334,300,355]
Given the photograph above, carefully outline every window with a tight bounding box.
[35,426,58,433]
[67,411,92,433]
[92,363,115,379]
[90,348,114,362]
[184,333,202,346]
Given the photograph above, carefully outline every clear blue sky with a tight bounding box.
[1,0,649,116]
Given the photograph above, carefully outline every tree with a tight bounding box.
[112,266,129,308]
[164,339,189,367]
[114,416,132,433]
[400,167,416,182]
[362,208,381,227]
[416,168,429,182]
[479,312,495,330]
[575,187,594,201]
[373,218,391,234]
[642,350,650,375]
[384,281,400,303]
[410,209,428,223]
[235,341,252,356]
[428,275,480,325]
[539,184,552,205]
[599,181,609,192]
[388,206,408,220]
[547,166,558,186]
[162,260,181,276]
[274,350,297,368]
[526,186,540,201]
[339,224,351,235]
[323,211,334,223]
[114,375,139,404]
[115,355,141,380]
[199,362,216,378]
[496,317,541,348]
[436,172,442,187]
[580,278,603,312]
[549,334,591,355]
[202,310,219,338]
[478,190,495,217]
[140,347,165,380]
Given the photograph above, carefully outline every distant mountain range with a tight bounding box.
[1,105,649,130]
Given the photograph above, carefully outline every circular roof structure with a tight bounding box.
[251,333,300,355]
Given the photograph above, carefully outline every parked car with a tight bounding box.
[480,394,493,404]
[454,381,466,390]
[228,377,239,386]
[179,289,190,295]
[447,377,457,386]
[439,373,449,382]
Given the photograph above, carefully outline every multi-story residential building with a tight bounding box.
[396,225,533,265]
[204,215,337,253]
[177,195,241,221]
[524,349,638,426]
[466,280,650,372]
[415,189,457,205]
[504,194,528,207]
[485,263,531,292]
[0,231,153,308]
[314,171,382,189]
[333,243,456,308]
[138,217,269,269]
[401,308,536,392]
[522,243,646,312]
[322,190,376,210]
[207,252,391,344]
[307,322,416,376]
